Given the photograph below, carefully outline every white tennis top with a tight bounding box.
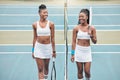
[77,29,90,39]
[37,20,50,36]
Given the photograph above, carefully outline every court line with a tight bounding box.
[1,6,120,8]
[0,44,120,46]
[0,4,120,8]
[0,14,120,16]
[0,52,120,54]
[0,6,64,8]
[0,6,120,9]
[0,30,120,31]
[78,29,118,31]
[0,14,64,16]
[68,6,120,8]
[0,24,120,28]
[0,25,120,27]
[93,14,120,16]
[0,25,31,27]
[93,25,120,27]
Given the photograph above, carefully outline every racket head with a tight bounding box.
[51,59,56,80]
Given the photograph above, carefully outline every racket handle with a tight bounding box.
[53,57,55,62]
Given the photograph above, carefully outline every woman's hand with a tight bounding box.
[32,53,35,59]
[71,55,74,62]
[52,53,56,58]
[88,26,97,44]
[88,28,93,38]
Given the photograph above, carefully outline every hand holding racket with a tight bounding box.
[52,53,56,58]
[88,26,93,38]
[71,55,74,62]
[32,53,35,59]
[51,58,56,80]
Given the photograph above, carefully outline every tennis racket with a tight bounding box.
[51,58,56,80]
[88,6,93,37]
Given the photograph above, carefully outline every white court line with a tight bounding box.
[0,6,64,8]
[69,14,120,16]
[0,14,120,16]
[0,30,120,31]
[0,44,120,46]
[0,29,33,31]
[68,6,120,8]
[0,6,120,9]
[68,14,120,16]
[0,6,113,9]
[56,30,120,31]
[0,14,64,16]
[0,25,120,27]
[0,4,120,8]
[0,25,31,27]
[0,25,63,27]
[93,14,120,16]
[94,25,120,27]
[0,52,120,54]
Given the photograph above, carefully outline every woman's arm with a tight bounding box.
[72,27,77,51]
[50,22,56,57]
[71,27,77,62]
[32,23,37,48]
[91,26,97,44]
[32,22,37,58]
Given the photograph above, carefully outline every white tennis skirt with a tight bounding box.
[75,44,92,62]
[34,41,52,59]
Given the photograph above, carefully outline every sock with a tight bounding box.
[78,79,83,80]
[86,77,90,80]
[44,75,48,79]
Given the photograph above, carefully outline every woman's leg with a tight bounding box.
[84,62,91,80]
[76,62,84,80]
[44,59,50,79]
[36,58,44,80]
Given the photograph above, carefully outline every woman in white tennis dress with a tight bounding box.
[32,4,56,80]
[71,9,97,80]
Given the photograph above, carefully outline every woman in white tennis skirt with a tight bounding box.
[71,9,97,80]
[32,4,56,80]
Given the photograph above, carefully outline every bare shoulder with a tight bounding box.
[32,22,37,29]
[73,25,79,31]
[90,25,96,31]
[49,21,54,27]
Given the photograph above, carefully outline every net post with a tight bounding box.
[64,0,68,80]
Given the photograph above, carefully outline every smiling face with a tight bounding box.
[39,9,48,20]
[79,12,88,24]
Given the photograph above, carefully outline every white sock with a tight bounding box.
[86,77,90,80]
[44,75,48,79]
[78,79,83,80]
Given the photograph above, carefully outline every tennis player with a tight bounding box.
[32,4,56,80]
[71,9,97,80]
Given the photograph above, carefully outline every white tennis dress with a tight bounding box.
[75,29,92,62]
[34,20,52,59]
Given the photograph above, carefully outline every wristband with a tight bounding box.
[53,51,56,53]
[32,47,34,53]
[71,50,75,55]
[90,35,93,38]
